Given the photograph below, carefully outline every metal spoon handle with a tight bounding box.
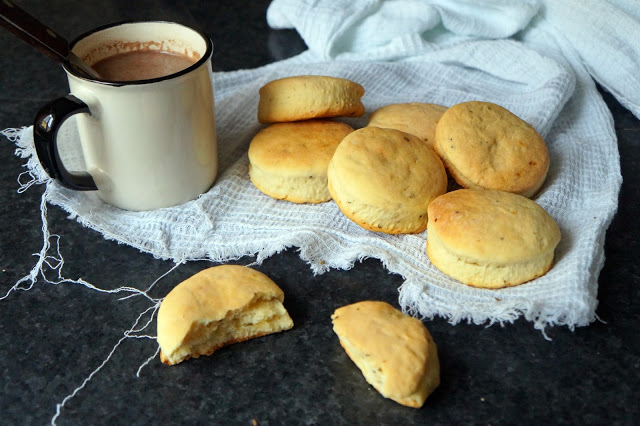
[0,0,101,78]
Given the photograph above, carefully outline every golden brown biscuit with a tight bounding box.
[248,120,354,203]
[367,102,447,149]
[157,265,293,365]
[257,75,365,123]
[331,301,440,408]
[426,189,561,289]
[328,127,447,234]
[434,101,549,198]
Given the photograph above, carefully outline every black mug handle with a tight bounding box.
[33,94,97,190]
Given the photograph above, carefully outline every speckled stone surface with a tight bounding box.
[0,1,638,425]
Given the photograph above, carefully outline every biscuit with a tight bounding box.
[257,75,365,123]
[157,265,293,365]
[331,301,440,408]
[434,101,549,198]
[248,120,354,203]
[426,189,561,289]
[327,127,447,234]
[367,102,447,149]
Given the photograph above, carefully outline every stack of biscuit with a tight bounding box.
[249,75,365,204]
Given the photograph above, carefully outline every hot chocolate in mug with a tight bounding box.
[34,21,217,211]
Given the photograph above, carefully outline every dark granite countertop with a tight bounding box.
[1,1,638,425]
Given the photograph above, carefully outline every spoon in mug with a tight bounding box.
[0,0,101,79]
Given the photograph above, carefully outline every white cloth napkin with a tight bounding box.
[5,0,636,333]
[267,0,640,118]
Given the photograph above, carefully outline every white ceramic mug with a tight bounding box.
[34,21,217,211]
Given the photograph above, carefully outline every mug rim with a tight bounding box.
[65,20,213,87]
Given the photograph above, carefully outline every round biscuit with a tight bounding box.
[248,120,354,203]
[367,102,447,149]
[426,189,561,288]
[434,101,549,198]
[258,75,365,123]
[328,127,448,234]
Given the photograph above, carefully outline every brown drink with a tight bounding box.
[93,50,198,82]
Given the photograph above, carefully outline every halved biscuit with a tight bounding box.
[367,102,448,149]
[248,120,354,203]
[331,301,440,408]
[434,101,549,198]
[257,75,365,123]
[426,189,561,288]
[157,265,293,365]
[328,127,448,234]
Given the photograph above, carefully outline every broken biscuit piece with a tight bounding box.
[331,301,440,408]
[157,265,294,365]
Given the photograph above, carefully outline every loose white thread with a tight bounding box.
[137,346,162,377]
[118,260,184,301]
[51,302,162,426]
[1,184,53,300]
[1,127,57,300]
[1,127,176,425]
[0,182,158,303]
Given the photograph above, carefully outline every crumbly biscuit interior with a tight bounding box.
[161,297,293,365]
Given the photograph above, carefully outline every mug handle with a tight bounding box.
[33,94,97,190]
